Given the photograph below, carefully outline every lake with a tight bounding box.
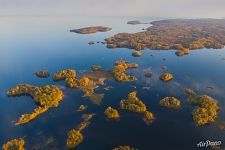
[0,16,225,150]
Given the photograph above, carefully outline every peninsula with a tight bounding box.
[105,19,225,55]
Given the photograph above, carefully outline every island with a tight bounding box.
[186,89,219,126]
[16,106,48,125]
[175,48,189,56]
[120,91,147,113]
[53,68,106,105]
[132,50,141,57]
[88,41,95,45]
[53,69,76,81]
[66,129,84,149]
[2,138,25,150]
[111,60,138,82]
[76,113,95,131]
[7,84,64,108]
[52,60,139,105]
[70,26,112,34]
[127,20,149,25]
[159,73,173,82]
[159,97,181,109]
[112,145,138,150]
[104,106,120,120]
[120,91,155,124]
[105,19,225,55]
[35,70,49,78]
[77,104,88,112]
[91,65,103,72]
[6,84,64,124]
[81,113,95,122]
[143,111,155,124]
[184,88,196,96]
[66,113,95,149]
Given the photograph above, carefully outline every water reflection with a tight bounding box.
[0,16,225,150]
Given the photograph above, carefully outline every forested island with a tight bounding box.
[105,19,225,55]
[70,26,112,34]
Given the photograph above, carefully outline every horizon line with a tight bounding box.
[0,14,224,19]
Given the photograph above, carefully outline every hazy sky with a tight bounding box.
[0,0,225,18]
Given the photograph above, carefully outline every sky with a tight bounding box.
[0,0,225,18]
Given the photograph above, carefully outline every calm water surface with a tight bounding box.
[0,16,225,150]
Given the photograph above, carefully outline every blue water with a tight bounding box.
[0,16,225,150]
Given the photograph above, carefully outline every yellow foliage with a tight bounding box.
[53,69,76,81]
[76,113,96,131]
[159,73,173,82]
[2,138,25,150]
[76,121,90,132]
[127,91,139,101]
[175,48,189,56]
[65,77,78,88]
[53,67,106,105]
[104,107,120,120]
[66,129,83,149]
[33,85,64,108]
[81,113,96,122]
[120,91,147,113]
[6,84,63,125]
[143,111,154,120]
[7,84,64,108]
[143,111,154,125]
[112,145,138,150]
[6,84,36,96]
[16,107,48,125]
[112,60,138,82]
[77,105,87,112]
[192,95,218,126]
[132,50,141,57]
[105,19,225,52]
[192,108,212,126]
[187,93,219,126]
[160,97,181,109]
[78,77,91,87]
